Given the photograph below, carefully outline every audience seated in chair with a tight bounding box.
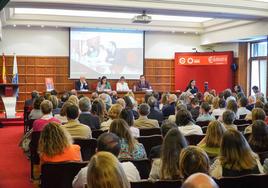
[248,120,268,153]
[120,108,140,137]
[149,120,177,159]
[110,119,147,160]
[222,110,237,131]
[25,90,39,108]
[181,173,219,188]
[198,121,226,158]
[86,152,130,188]
[210,129,263,179]
[168,103,187,123]
[72,133,140,188]
[237,97,251,119]
[196,102,215,122]
[162,94,177,117]
[149,128,187,180]
[134,103,159,128]
[39,122,82,163]
[29,96,44,120]
[147,96,164,124]
[212,98,226,118]
[189,97,200,121]
[32,100,61,132]
[91,99,107,124]
[176,109,203,136]
[100,104,123,131]
[49,95,61,116]
[244,108,266,134]
[226,99,239,119]
[179,146,210,180]
[78,97,100,130]
[62,104,91,139]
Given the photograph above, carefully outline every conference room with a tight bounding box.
[0,0,268,188]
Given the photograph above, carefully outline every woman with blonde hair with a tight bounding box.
[179,146,210,179]
[39,122,81,163]
[226,100,239,119]
[149,128,188,180]
[100,104,123,131]
[210,129,263,179]
[198,120,226,157]
[204,94,214,106]
[68,95,79,106]
[87,151,130,188]
[109,119,146,160]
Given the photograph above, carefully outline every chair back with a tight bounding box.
[140,128,161,136]
[131,180,182,188]
[137,135,163,156]
[120,158,151,179]
[25,119,36,133]
[202,126,208,134]
[92,129,106,139]
[185,134,205,145]
[237,124,250,132]
[239,114,247,119]
[41,161,88,188]
[73,138,97,161]
[215,174,268,188]
[234,119,251,125]
[30,131,41,164]
[29,131,41,179]
[196,121,210,127]
[257,151,268,164]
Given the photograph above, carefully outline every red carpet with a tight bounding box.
[0,126,34,188]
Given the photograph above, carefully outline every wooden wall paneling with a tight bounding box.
[237,43,248,95]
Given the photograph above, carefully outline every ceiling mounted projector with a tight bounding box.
[132,12,152,24]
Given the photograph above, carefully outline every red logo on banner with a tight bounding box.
[176,54,228,65]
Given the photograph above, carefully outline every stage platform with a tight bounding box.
[0,112,24,127]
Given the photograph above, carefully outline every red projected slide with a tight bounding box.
[174,52,234,93]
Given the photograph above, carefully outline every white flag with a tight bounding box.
[12,53,18,84]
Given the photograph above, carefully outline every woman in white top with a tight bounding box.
[116,76,129,91]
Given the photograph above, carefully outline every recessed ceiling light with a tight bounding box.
[13,24,16,27]
[184,31,187,34]
[41,25,44,28]
[27,24,30,27]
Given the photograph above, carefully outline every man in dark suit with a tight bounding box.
[136,75,152,91]
[75,76,89,91]
[78,97,100,130]
[149,120,177,159]
[162,94,177,117]
[147,96,163,124]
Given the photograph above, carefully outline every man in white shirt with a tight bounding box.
[72,132,140,188]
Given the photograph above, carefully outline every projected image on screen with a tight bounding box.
[70,28,144,79]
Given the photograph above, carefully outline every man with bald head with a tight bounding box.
[182,173,218,188]
[162,94,177,117]
[75,76,89,91]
